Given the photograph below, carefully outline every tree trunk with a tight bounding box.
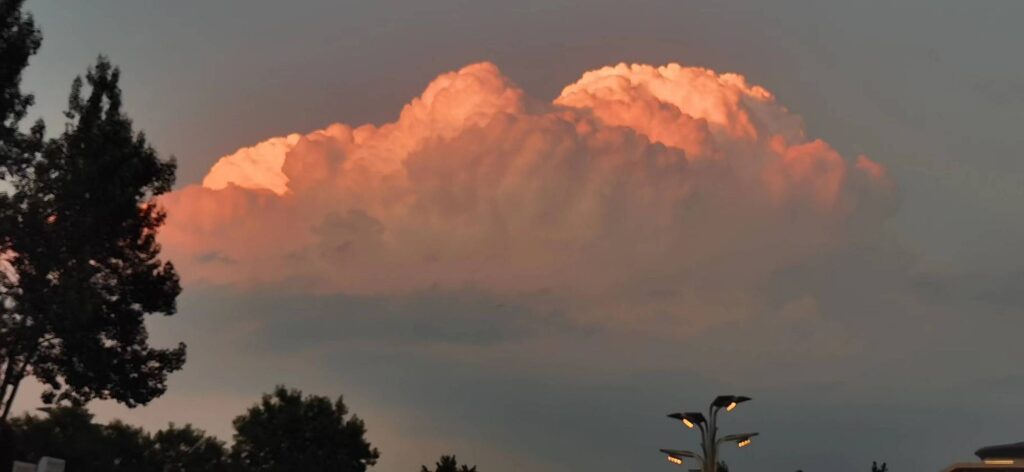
[0,371,24,421]
[0,351,33,422]
[0,357,15,419]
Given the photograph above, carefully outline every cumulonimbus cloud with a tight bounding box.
[160,62,894,327]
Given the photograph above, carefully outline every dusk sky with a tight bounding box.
[12,1,1024,471]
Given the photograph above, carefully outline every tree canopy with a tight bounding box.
[230,385,380,472]
[8,404,150,471]
[421,455,479,472]
[3,385,483,472]
[6,404,224,472]
[1,0,184,419]
[0,0,40,173]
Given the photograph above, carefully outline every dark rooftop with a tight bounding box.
[977,443,1024,459]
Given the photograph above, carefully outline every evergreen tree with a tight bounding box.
[0,1,43,465]
[0,0,41,175]
[0,56,184,420]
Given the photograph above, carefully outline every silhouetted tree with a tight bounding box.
[7,404,156,471]
[421,455,478,472]
[0,0,41,174]
[149,423,229,472]
[8,404,104,468]
[0,55,184,421]
[0,5,42,454]
[99,420,154,471]
[231,386,380,471]
[718,460,729,472]
[872,461,888,472]
[7,404,238,472]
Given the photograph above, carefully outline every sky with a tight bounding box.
[12,1,1024,471]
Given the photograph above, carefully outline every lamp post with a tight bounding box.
[659,395,758,472]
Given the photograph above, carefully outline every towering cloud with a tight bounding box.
[160,62,894,327]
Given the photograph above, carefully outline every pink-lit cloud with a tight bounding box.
[160,62,894,329]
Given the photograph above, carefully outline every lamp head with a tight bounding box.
[660,449,697,465]
[721,432,759,447]
[713,395,752,410]
[667,412,706,428]
[659,449,697,458]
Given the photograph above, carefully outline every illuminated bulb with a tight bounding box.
[726,402,737,411]
[667,456,684,465]
[737,439,751,448]
[985,460,1014,465]
[682,418,694,428]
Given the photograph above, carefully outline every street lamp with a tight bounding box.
[660,449,700,466]
[659,395,758,472]
[720,433,759,448]
[668,412,706,429]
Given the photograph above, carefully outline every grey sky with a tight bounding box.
[13,1,1024,471]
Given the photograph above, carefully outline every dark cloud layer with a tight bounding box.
[81,277,1024,472]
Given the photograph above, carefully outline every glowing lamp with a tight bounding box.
[721,432,759,447]
[668,412,706,429]
[713,395,752,410]
[659,449,697,466]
